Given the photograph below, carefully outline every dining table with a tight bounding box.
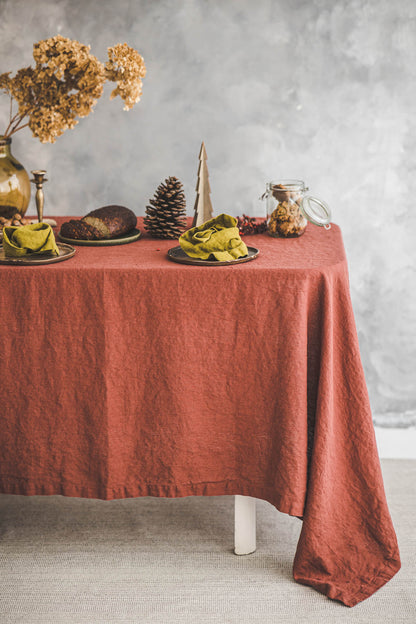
[0,216,400,607]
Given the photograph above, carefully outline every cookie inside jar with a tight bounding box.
[267,182,308,238]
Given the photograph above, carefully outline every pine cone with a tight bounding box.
[144,176,187,239]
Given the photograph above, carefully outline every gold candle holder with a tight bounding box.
[30,170,48,223]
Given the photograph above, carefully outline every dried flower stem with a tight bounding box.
[11,120,29,135]
[4,111,26,137]
[4,108,20,137]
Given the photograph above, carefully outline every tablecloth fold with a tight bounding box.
[293,270,400,605]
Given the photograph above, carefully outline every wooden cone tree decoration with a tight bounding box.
[192,142,213,227]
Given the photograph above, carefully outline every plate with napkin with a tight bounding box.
[0,223,75,265]
[168,214,259,266]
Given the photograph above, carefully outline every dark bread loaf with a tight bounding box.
[60,205,137,240]
[83,206,137,238]
[60,219,102,240]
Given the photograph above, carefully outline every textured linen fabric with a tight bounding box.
[179,214,248,260]
[0,217,400,607]
[2,223,59,257]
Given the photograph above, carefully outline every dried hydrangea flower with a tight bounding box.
[105,42,147,110]
[0,35,145,143]
[0,72,12,92]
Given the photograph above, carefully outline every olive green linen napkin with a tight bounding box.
[2,223,59,257]
[179,214,248,261]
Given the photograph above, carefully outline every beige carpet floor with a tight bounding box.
[0,459,415,623]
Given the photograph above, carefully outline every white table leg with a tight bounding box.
[234,495,256,555]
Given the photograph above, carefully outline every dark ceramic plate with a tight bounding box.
[167,246,259,266]
[58,228,141,246]
[0,242,75,265]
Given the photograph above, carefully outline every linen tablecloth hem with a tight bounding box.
[293,556,401,607]
[0,474,304,516]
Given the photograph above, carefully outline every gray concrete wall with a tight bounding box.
[1,0,415,427]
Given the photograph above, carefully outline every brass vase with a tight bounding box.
[0,135,31,218]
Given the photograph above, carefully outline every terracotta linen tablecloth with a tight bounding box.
[0,217,400,606]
